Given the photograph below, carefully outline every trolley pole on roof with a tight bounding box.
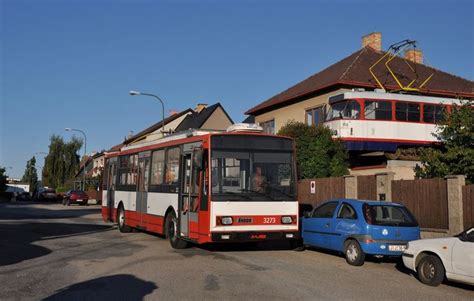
[65,128,87,190]
[129,90,166,134]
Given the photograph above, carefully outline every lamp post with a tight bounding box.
[129,90,166,133]
[65,128,87,190]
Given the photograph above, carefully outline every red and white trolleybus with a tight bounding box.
[102,124,299,248]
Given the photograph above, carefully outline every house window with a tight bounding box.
[306,106,325,126]
[423,104,446,123]
[396,102,420,122]
[364,100,392,120]
[260,119,275,134]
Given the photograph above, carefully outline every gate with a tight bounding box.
[392,178,448,230]
[357,175,377,200]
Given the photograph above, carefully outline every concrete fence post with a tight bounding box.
[445,175,465,235]
[375,172,395,201]
[344,175,358,199]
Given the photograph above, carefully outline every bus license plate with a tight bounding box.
[388,245,406,252]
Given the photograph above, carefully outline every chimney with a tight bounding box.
[169,110,179,116]
[127,131,134,139]
[362,32,382,51]
[195,103,208,113]
[405,49,423,64]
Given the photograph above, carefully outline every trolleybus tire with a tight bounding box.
[117,205,132,233]
[165,212,188,249]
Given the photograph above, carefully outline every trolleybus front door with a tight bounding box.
[137,152,151,227]
[179,151,200,240]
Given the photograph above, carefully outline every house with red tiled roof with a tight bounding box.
[246,32,474,179]
[247,32,473,131]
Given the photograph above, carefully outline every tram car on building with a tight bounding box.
[324,90,462,158]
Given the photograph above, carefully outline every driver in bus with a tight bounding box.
[252,166,267,193]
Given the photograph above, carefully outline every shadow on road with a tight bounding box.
[199,240,294,252]
[44,274,158,300]
[0,222,113,266]
[0,203,100,220]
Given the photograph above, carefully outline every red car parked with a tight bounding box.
[63,190,89,206]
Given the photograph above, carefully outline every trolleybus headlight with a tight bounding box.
[281,216,293,224]
[221,217,233,225]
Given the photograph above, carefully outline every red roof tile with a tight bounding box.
[246,47,474,115]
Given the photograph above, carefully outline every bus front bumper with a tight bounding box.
[211,231,300,242]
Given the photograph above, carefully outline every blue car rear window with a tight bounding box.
[366,205,418,227]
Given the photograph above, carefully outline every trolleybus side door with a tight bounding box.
[137,151,151,227]
[179,143,202,240]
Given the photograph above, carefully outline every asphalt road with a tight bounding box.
[0,202,472,300]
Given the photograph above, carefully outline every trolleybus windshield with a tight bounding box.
[211,150,295,201]
[210,135,295,202]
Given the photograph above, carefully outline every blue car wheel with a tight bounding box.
[344,240,365,266]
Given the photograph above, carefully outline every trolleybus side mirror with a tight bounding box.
[193,148,204,170]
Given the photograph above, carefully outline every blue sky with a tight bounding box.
[1,0,473,179]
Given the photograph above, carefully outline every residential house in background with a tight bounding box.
[92,152,105,177]
[74,151,105,190]
[245,32,474,179]
[74,156,93,190]
[108,102,234,152]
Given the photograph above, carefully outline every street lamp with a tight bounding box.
[65,128,87,190]
[129,90,166,133]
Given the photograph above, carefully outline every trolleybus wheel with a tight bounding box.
[117,205,132,233]
[165,212,188,249]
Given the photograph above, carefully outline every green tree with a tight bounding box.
[21,156,38,192]
[43,135,83,188]
[278,121,349,178]
[415,99,474,183]
[0,167,7,192]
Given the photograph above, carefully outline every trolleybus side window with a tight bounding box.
[396,102,420,122]
[364,100,392,120]
[129,154,138,185]
[117,154,138,190]
[423,104,446,123]
[151,149,165,185]
[165,147,180,186]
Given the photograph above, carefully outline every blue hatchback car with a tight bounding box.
[302,199,420,266]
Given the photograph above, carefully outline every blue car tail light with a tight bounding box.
[362,203,374,225]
